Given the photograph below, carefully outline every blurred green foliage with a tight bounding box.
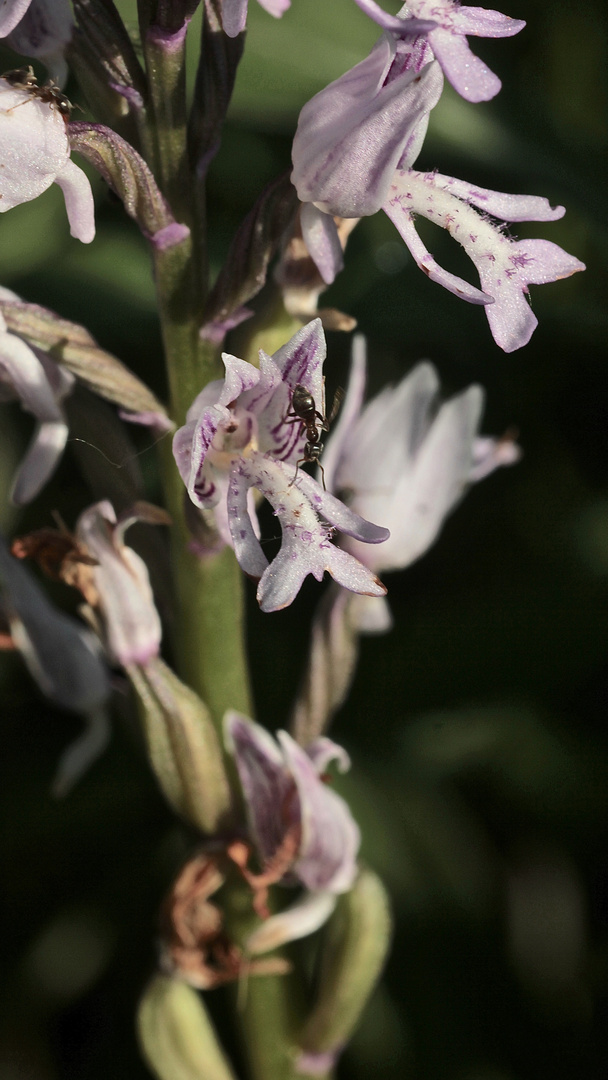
[1,1,607,1078]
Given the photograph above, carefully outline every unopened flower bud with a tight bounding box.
[130,658,234,835]
[137,974,237,1080]
[296,868,392,1074]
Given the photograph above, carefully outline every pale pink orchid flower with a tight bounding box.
[0,0,33,36]
[76,502,162,669]
[323,336,521,632]
[173,319,389,612]
[0,76,95,242]
[225,712,360,951]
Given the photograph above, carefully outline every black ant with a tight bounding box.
[284,380,344,490]
[1,66,72,122]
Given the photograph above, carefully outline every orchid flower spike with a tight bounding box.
[383,170,586,352]
[3,0,73,86]
[0,294,75,505]
[353,0,526,103]
[323,336,521,631]
[75,502,163,669]
[220,0,290,38]
[0,74,95,242]
[225,712,360,950]
[173,319,389,612]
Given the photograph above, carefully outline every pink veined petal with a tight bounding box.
[221,0,248,36]
[11,418,68,505]
[246,890,337,955]
[428,26,501,102]
[300,204,344,286]
[224,712,296,863]
[505,238,586,286]
[382,191,493,304]
[455,6,526,37]
[54,159,96,243]
[270,318,326,396]
[278,731,360,893]
[0,0,33,36]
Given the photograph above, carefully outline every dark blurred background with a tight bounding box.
[1,0,607,1077]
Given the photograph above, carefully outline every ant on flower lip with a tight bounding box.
[284,380,344,490]
[1,66,72,122]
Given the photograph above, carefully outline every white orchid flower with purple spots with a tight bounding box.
[383,170,585,352]
[225,711,360,950]
[353,0,525,102]
[172,320,389,612]
[76,502,162,669]
[0,297,74,505]
[323,336,521,632]
[0,75,95,242]
[220,0,290,38]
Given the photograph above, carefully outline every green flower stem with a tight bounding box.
[143,21,192,224]
[153,238,252,726]
[224,885,309,1080]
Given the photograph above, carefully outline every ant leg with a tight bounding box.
[288,459,304,488]
[317,461,327,491]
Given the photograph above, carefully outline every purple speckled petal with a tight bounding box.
[296,472,389,544]
[455,6,526,37]
[478,238,585,353]
[430,174,565,222]
[383,189,493,304]
[278,731,360,893]
[224,712,296,862]
[300,204,344,286]
[428,26,501,102]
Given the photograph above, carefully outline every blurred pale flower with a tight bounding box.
[173,319,389,612]
[324,336,521,631]
[221,0,290,38]
[0,0,34,36]
[0,297,74,505]
[4,0,73,85]
[225,711,360,950]
[0,75,95,242]
[76,501,163,669]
